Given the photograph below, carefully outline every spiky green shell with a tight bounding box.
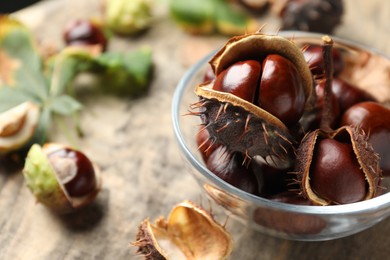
[23,144,72,212]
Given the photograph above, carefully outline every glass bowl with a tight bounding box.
[172,31,390,241]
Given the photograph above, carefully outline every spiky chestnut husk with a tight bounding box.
[0,102,39,154]
[278,0,344,34]
[294,126,382,205]
[23,143,101,213]
[133,200,232,260]
[193,89,295,169]
[192,34,314,169]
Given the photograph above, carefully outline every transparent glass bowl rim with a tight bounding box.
[172,31,390,216]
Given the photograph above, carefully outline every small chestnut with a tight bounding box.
[23,143,101,213]
[206,145,259,195]
[63,19,108,51]
[341,101,390,176]
[295,127,381,205]
[331,78,377,113]
[302,44,344,76]
[309,138,367,204]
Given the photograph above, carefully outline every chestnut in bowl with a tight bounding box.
[172,32,390,241]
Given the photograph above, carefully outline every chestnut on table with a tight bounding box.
[1,0,390,259]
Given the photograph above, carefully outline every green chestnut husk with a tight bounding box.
[169,0,258,36]
[104,0,152,35]
[23,143,101,213]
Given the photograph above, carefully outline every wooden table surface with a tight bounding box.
[1,0,390,259]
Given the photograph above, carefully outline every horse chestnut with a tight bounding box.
[193,34,313,169]
[302,44,344,76]
[63,19,107,51]
[23,143,101,213]
[341,101,390,176]
[206,146,259,195]
[47,147,97,197]
[310,138,367,204]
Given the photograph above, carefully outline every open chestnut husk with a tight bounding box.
[192,33,314,169]
[134,200,232,259]
[294,126,382,205]
[294,36,382,205]
[23,143,101,213]
[0,102,40,154]
[341,101,390,177]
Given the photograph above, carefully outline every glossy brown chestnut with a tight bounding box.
[206,146,259,195]
[212,55,306,127]
[341,101,390,176]
[331,78,376,113]
[213,60,261,103]
[258,54,306,126]
[63,19,107,51]
[310,138,367,204]
[47,147,97,197]
[302,44,344,76]
[280,0,344,34]
[251,159,291,196]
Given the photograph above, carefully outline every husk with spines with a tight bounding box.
[133,200,232,259]
[294,126,382,205]
[193,33,314,168]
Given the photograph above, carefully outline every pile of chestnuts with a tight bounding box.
[191,33,389,206]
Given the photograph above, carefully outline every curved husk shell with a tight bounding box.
[0,102,39,154]
[134,200,232,260]
[23,143,101,213]
[193,33,316,168]
[209,33,313,101]
[295,126,381,205]
[195,82,295,168]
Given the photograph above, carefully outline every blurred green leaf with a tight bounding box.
[169,0,258,36]
[46,48,96,96]
[0,87,37,112]
[48,95,82,116]
[0,16,48,101]
[93,47,153,96]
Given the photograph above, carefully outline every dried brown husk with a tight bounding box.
[195,83,295,168]
[134,200,232,260]
[209,33,313,101]
[0,102,39,154]
[193,34,314,168]
[295,126,382,205]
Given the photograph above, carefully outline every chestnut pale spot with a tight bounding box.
[48,148,96,197]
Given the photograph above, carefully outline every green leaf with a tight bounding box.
[170,0,215,33]
[46,48,97,96]
[123,47,153,86]
[33,106,52,144]
[94,47,153,96]
[0,87,38,112]
[48,95,82,116]
[0,16,49,101]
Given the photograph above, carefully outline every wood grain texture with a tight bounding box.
[1,0,390,259]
